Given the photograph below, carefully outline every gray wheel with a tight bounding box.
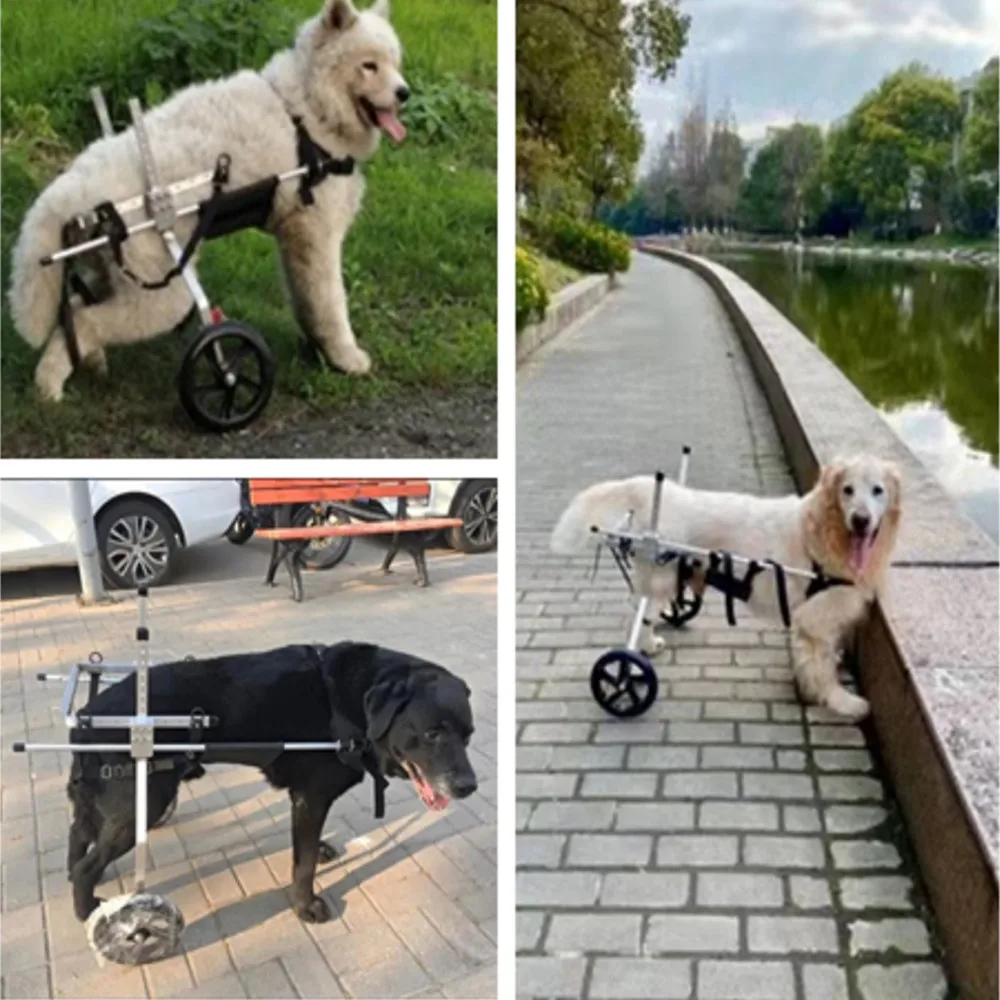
[97,500,177,589]
[448,480,498,553]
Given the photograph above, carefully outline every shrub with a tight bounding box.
[524,211,631,275]
[516,246,548,331]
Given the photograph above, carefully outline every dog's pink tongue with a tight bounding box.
[376,110,406,143]
[849,535,873,574]
[411,773,449,811]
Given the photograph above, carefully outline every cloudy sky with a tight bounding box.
[635,0,999,164]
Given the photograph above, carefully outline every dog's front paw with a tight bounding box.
[330,344,371,375]
[640,634,666,656]
[36,378,65,403]
[295,894,332,923]
[317,841,340,863]
[825,687,870,722]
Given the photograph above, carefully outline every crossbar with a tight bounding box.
[255,517,462,541]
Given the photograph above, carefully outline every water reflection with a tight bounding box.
[708,250,999,541]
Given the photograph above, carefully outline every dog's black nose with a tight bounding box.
[850,513,871,535]
[395,85,411,105]
[450,774,477,799]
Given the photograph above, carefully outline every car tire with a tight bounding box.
[292,504,353,571]
[448,479,498,553]
[96,499,178,590]
[225,513,255,545]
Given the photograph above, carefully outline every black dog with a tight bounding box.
[67,642,477,924]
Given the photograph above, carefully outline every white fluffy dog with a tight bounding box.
[551,456,902,720]
[9,0,407,401]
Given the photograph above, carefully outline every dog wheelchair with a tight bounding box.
[11,588,386,966]
[41,88,356,432]
[588,447,850,718]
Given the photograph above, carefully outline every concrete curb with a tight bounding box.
[517,273,613,364]
[640,243,999,1000]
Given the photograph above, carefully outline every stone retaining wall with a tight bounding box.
[639,243,999,1000]
[517,274,613,364]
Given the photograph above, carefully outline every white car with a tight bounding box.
[0,480,240,589]
[382,479,498,553]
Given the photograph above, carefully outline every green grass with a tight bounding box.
[1,0,496,456]
[533,250,583,294]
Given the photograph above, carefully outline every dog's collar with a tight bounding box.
[305,646,387,819]
[805,562,853,599]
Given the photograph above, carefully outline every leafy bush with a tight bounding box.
[405,76,495,147]
[524,211,631,275]
[43,0,295,142]
[516,246,549,331]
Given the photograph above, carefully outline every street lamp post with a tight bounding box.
[68,481,106,604]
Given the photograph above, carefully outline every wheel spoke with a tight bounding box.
[222,387,236,420]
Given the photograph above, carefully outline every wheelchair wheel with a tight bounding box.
[178,320,275,432]
[660,591,703,628]
[590,649,658,717]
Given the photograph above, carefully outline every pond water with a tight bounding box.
[707,249,999,543]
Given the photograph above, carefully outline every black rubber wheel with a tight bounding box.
[225,513,255,545]
[96,499,177,590]
[660,591,703,628]
[178,321,275,432]
[448,479,498,553]
[590,649,658,717]
[292,503,353,570]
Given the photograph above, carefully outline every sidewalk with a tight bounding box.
[1,549,497,1000]
[516,253,949,999]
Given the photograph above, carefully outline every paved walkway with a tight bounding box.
[1,548,497,1000]
[516,253,949,1000]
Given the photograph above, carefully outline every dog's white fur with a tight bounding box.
[552,456,902,720]
[9,0,406,401]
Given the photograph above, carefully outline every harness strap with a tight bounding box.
[805,561,852,599]
[766,559,792,628]
[292,116,355,206]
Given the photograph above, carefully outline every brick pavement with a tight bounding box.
[516,253,949,1000]
[1,547,497,999]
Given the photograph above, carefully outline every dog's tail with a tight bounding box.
[551,479,643,555]
[8,195,67,349]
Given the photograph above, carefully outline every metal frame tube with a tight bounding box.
[13,741,348,754]
[626,596,650,651]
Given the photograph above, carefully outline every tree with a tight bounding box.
[704,108,745,229]
[516,0,690,210]
[963,57,999,179]
[841,65,961,236]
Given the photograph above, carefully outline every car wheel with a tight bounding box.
[292,504,353,570]
[448,480,498,553]
[96,500,177,590]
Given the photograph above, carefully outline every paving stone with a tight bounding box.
[789,875,832,909]
[824,805,888,834]
[802,964,848,1000]
[697,873,783,907]
[516,956,586,998]
[600,873,690,908]
[698,959,794,999]
[700,801,778,830]
[517,871,601,907]
[739,724,805,745]
[855,963,946,1000]
[743,836,825,868]
[783,805,821,832]
[747,915,838,953]
[518,834,565,868]
[628,747,700,770]
[849,918,931,956]
[840,876,914,910]
[742,773,814,799]
[517,911,545,952]
[662,772,738,799]
[546,914,642,955]
[529,801,615,831]
[616,803,695,831]
[812,749,874,772]
[581,773,657,799]
[817,775,884,801]
[517,773,579,799]
[589,958,692,999]
[670,722,735,743]
[566,835,652,867]
[701,747,773,769]
[645,914,739,953]
[657,835,739,868]
[830,840,902,870]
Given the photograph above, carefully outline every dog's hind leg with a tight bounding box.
[381,541,398,575]
[410,545,430,587]
[277,219,371,376]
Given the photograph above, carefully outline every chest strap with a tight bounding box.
[805,562,853,599]
[292,116,355,205]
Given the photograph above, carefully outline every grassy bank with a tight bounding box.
[1,0,496,457]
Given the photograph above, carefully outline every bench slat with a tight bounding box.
[255,517,463,540]
[249,479,430,506]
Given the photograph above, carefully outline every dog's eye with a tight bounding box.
[362,61,378,73]
[842,485,854,498]
[425,728,442,742]
[872,485,884,498]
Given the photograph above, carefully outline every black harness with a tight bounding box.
[597,537,853,629]
[57,114,354,368]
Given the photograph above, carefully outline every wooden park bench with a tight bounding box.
[249,479,464,602]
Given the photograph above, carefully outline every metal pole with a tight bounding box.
[69,482,106,604]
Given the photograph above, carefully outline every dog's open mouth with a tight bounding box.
[358,97,406,144]
[848,525,879,574]
[403,761,449,811]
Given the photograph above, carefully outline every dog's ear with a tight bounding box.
[818,458,847,498]
[369,0,390,19]
[324,0,358,31]
[364,676,411,742]
[884,462,902,508]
